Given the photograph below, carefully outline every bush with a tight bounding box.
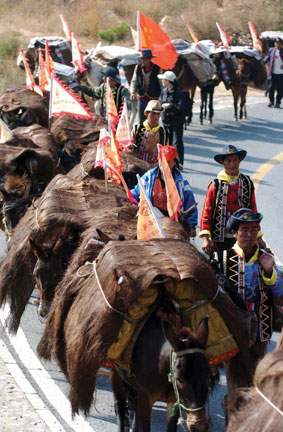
[98,24,129,43]
[0,34,19,59]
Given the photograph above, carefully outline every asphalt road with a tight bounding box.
[0,94,282,432]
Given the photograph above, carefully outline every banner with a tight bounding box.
[157,144,182,221]
[248,21,262,52]
[72,32,86,74]
[21,49,43,97]
[106,79,119,126]
[38,48,50,91]
[45,40,55,78]
[116,99,133,151]
[49,74,93,119]
[216,22,230,49]
[60,14,72,42]
[137,11,178,69]
[0,118,13,143]
[136,174,165,240]
[181,15,200,47]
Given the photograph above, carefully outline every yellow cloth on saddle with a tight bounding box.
[107,278,238,366]
[165,279,239,365]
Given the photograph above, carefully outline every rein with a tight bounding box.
[255,386,283,417]
[169,349,206,417]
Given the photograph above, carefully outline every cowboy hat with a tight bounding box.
[226,208,263,232]
[140,49,156,58]
[214,145,247,164]
[101,66,120,81]
[144,100,163,114]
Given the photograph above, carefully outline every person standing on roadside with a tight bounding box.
[264,37,283,108]
[130,49,161,123]
[158,70,185,171]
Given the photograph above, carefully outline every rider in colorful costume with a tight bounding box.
[130,146,198,236]
[132,100,168,164]
[199,145,265,255]
[217,208,282,401]
[79,66,131,118]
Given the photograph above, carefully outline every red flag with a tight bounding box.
[45,40,55,78]
[72,32,86,74]
[137,11,178,69]
[60,14,72,42]
[38,48,50,91]
[21,49,43,97]
[181,16,200,46]
[49,74,93,120]
[248,21,262,52]
[106,79,119,127]
[158,145,182,221]
[136,174,165,240]
[216,22,230,49]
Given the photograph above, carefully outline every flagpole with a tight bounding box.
[137,11,142,51]
[48,74,54,133]
[102,141,108,193]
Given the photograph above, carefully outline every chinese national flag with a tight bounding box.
[116,99,133,151]
[72,32,86,74]
[45,41,55,78]
[138,11,178,69]
[137,174,165,240]
[158,145,182,221]
[49,74,93,119]
[21,49,43,97]
[60,14,72,42]
[216,22,230,49]
[0,118,13,143]
[38,48,50,91]
[248,21,262,52]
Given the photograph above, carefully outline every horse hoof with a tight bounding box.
[209,119,213,124]
[38,302,50,318]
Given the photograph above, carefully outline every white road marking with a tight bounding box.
[0,304,96,432]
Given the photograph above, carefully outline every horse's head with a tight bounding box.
[163,316,211,432]
[30,231,79,317]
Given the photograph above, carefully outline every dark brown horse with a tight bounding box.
[111,313,211,432]
[227,349,283,432]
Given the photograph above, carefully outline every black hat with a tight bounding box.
[227,208,263,232]
[101,66,120,81]
[140,49,156,59]
[275,37,283,44]
[214,145,247,164]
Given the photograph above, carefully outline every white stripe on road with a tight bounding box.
[0,304,95,432]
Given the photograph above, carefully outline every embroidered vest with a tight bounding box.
[211,174,254,242]
[223,249,273,341]
[133,124,166,163]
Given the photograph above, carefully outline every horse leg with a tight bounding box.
[209,86,214,124]
[110,368,131,432]
[232,88,239,121]
[133,391,152,432]
[200,88,205,125]
[166,402,179,432]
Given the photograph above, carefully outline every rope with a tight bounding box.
[181,285,221,313]
[255,386,283,417]
[93,260,135,322]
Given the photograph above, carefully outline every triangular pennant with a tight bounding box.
[106,163,137,205]
[45,40,55,78]
[109,129,123,180]
[49,74,93,119]
[158,145,182,221]
[216,22,230,49]
[116,99,133,151]
[130,26,139,50]
[137,11,178,69]
[95,128,109,168]
[21,49,44,97]
[0,118,14,143]
[60,14,72,42]
[181,15,202,50]
[136,174,165,240]
[38,48,50,91]
[72,32,86,74]
[248,21,262,52]
[106,79,119,126]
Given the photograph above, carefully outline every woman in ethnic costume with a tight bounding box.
[130,145,197,237]
[132,100,168,164]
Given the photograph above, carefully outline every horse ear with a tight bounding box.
[162,320,180,352]
[52,237,64,255]
[29,238,44,259]
[196,317,209,347]
[96,228,112,244]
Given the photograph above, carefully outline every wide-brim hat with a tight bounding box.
[275,37,283,44]
[140,48,156,58]
[227,208,263,232]
[144,100,163,114]
[101,66,120,81]
[214,145,247,164]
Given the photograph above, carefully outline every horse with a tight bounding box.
[226,349,283,432]
[111,313,211,432]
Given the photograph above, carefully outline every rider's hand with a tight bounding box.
[259,252,275,277]
[190,228,196,238]
[201,235,212,255]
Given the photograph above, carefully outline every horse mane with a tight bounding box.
[227,350,283,432]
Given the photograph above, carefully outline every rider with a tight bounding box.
[132,100,168,164]
[199,145,265,255]
[130,145,198,237]
[78,66,131,118]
